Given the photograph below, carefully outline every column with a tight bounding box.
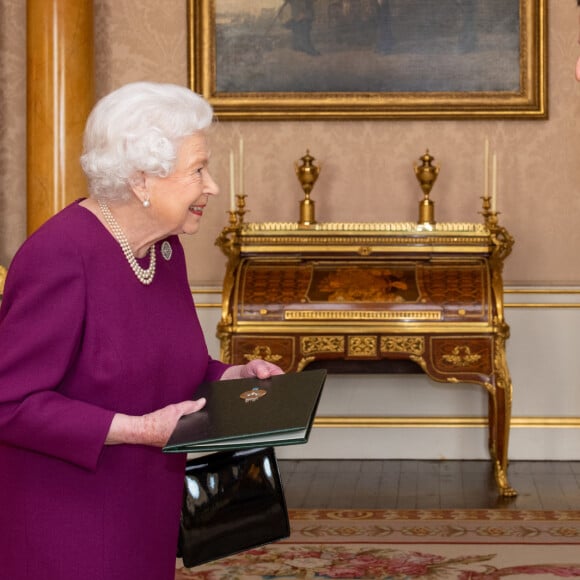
[26,0,94,234]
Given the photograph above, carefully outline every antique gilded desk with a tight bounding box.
[216,211,516,496]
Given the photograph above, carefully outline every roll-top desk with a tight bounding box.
[216,209,515,496]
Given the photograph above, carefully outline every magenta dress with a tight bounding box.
[0,200,229,580]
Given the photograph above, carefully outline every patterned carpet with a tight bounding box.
[176,509,580,579]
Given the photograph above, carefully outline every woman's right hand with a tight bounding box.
[105,398,206,447]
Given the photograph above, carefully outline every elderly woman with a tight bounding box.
[0,82,282,580]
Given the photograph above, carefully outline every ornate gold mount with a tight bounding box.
[228,194,248,226]
[414,150,439,228]
[480,195,514,263]
[215,194,247,257]
[295,150,320,226]
[480,194,499,228]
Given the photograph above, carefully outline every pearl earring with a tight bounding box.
[143,198,151,208]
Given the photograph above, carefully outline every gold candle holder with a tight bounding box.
[480,195,499,228]
[295,150,320,226]
[226,210,238,227]
[414,150,439,227]
[235,194,248,224]
[217,194,248,256]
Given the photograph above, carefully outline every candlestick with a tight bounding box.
[484,137,489,199]
[238,137,244,197]
[229,150,236,211]
[491,152,497,212]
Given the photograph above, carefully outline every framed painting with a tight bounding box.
[187,0,547,120]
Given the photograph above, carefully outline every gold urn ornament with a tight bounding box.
[414,150,439,227]
[295,150,320,226]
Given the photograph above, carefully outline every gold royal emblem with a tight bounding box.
[240,387,267,403]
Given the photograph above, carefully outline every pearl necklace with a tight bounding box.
[98,199,156,285]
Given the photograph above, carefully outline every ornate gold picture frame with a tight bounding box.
[188,0,547,120]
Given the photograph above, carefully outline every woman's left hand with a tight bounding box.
[220,359,284,380]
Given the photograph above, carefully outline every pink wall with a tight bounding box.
[2,0,580,286]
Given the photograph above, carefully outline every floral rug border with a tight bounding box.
[289,509,580,522]
[284,509,580,545]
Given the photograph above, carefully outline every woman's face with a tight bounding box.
[145,132,219,237]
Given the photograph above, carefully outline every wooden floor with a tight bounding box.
[278,460,580,510]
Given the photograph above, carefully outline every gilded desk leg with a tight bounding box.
[484,217,516,496]
[492,326,517,497]
[487,389,497,462]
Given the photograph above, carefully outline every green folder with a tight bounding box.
[163,369,327,453]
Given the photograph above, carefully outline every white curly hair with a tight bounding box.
[80,81,214,201]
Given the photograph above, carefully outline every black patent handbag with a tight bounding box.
[177,447,290,568]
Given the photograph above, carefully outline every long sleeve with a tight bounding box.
[0,228,114,471]
[204,355,230,382]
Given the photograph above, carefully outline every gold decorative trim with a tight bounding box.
[313,416,580,428]
[296,356,315,372]
[241,222,489,234]
[301,336,345,355]
[347,336,377,357]
[196,302,580,310]
[285,310,442,321]
[189,287,222,294]
[380,336,425,356]
[504,288,580,308]
[506,303,580,309]
[242,345,283,364]
[240,240,492,253]
[192,295,580,311]
[241,236,491,246]
[441,346,482,367]
[505,288,580,294]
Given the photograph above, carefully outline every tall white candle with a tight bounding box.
[491,152,497,212]
[229,150,236,211]
[484,138,490,199]
[238,137,244,197]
